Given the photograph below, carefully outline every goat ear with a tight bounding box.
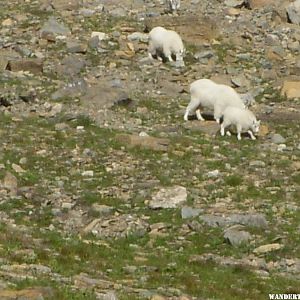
[257,120,261,125]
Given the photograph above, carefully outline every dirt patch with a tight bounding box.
[145,14,220,45]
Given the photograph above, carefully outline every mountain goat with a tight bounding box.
[184,79,245,123]
[220,106,261,140]
[148,26,185,65]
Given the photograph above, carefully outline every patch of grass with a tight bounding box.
[224,174,243,187]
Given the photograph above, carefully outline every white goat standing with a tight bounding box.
[184,79,245,123]
[148,26,185,65]
[220,106,261,140]
[166,0,181,12]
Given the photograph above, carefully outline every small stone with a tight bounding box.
[91,32,108,41]
[149,186,187,209]
[91,204,113,215]
[12,163,25,174]
[82,170,94,177]
[249,160,266,168]
[19,157,27,165]
[207,170,220,178]
[194,50,214,60]
[40,17,71,39]
[3,171,18,196]
[181,206,202,219]
[224,228,251,247]
[253,243,283,254]
[7,58,43,74]
[225,0,245,8]
[66,40,87,53]
[2,18,14,27]
[55,123,69,131]
[271,133,286,144]
[127,32,148,43]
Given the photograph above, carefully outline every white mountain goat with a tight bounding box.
[166,0,181,12]
[220,106,261,140]
[184,79,245,123]
[148,26,185,65]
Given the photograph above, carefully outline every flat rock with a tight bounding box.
[7,59,43,74]
[270,133,286,144]
[40,17,71,40]
[183,120,220,136]
[0,287,54,300]
[253,243,283,254]
[66,40,87,53]
[200,213,268,228]
[3,171,18,196]
[281,81,300,99]
[73,273,113,289]
[80,81,130,110]
[181,206,202,219]
[225,0,245,8]
[149,186,187,209]
[56,55,87,76]
[82,214,149,238]
[224,228,252,247]
[127,32,148,43]
[116,134,169,152]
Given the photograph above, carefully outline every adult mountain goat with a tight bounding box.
[184,79,245,123]
[148,26,185,65]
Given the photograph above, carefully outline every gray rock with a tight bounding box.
[224,228,251,247]
[82,214,149,238]
[149,186,187,209]
[249,160,266,168]
[181,206,202,219]
[231,74,250,88]
[56,55,87,76]
[228,214,268,228]
[3,171,18,196]
[225,0,245,8]
[199,215,228,227]
[200,213,268,228]
[194,50,214,60]
[66,40,87,53]
[207,170,220,178]
[287,0,300,25]
[271,133,286,144]
[109,7,127,17]
[40,17,71,39]
[183,120,220,136]
[80,80,132,111]
[7,58,43,74]
[51,79,88,100]
[88,36,101,49]
[240,92,256,106]
[127,32,148,43]
[91,204,113,216]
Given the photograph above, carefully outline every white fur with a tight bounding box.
[148,26,185,64]
[167,0,180,11]
[184,79,245,123]
[220,106,261,141]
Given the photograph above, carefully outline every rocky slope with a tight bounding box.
[0,0,299,299]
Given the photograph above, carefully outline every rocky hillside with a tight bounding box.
[0,0,299,299]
